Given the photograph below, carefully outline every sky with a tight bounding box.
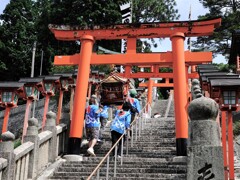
[0,0,226,64]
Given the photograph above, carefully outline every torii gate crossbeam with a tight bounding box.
[54,51,212,66]
[49,17,221,155]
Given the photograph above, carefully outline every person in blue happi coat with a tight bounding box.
[110,103,131,157]
[99,105,109,141]
[85,96,102,156]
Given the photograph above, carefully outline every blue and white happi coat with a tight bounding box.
[100,105,109,119]
[110,110,131,134]
[85,105,100,128]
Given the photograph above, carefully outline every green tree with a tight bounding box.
[192,0,240,62]
[0,0,180,80]
[214,62,236,72]
[133,0,179,22]
[0,0,37,80]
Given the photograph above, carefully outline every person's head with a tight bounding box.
[90,94,97,105]
[129,89,137,98]
[122,101,131,111]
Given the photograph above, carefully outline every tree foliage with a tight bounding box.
[192,0,240,62]
[0,0,179,81]
[132,0,179,22]
[0,0,37,80]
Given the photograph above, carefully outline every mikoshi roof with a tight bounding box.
[100,72,128,84]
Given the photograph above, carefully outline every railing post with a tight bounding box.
[0,131,15,180]
[131,125,133,147]
[126,131,129,155]
[23,117,40,179]
[135,120,137,141]
[44,111,58,162]
[108,107,113,121]
[120,138,123,165]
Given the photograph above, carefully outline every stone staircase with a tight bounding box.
[152,99,175,118]
[47,115,187,180]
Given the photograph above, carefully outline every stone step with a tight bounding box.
[139,129,176,134]
[81,153,176,159]
[80,146,176,152]
[102,127,176,134]
[79,145,177,155]
[79,146,176,155]
[80,156,184,163]
[128,119,175,123]
[141,121,176,125]
[80,141,176,151]
[99,133,176,140]
[95,146,176,151]
[49,177,185,180]
[98,177,185,180]
[51,172,186,179]
[60,163,186,170]
[49,176,186,180]
[62,160,186,167]
[55,166,186,174]
[85,148,176,154]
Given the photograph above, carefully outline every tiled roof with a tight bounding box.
[210,79,240,86]
[0,82,24,88]
[19,77,43,84]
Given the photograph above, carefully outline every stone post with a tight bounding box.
[0,131,15,180]
[191,79,200,100]
[23,117,40,179]
[61,106,71,154]
[193,87,203,99]
[44,111,57,162]
[187,96,224,180]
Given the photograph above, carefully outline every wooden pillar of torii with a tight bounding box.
[49,18,221,155]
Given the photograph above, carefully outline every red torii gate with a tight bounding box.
[49,18,221,155]
[118,64,198,105]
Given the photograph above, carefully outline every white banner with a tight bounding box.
[119,2,132,73]
[119,2,132,54]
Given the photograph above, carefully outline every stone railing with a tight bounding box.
[0,111,68,180]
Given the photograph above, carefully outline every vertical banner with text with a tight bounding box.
[119,2,132,72]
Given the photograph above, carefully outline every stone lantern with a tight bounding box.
[0,82,24,133]
[18,77,43,138]
[209,78,240,180]
[54,73,73,124]
[40,75,61,129]
[68,72,77,120]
